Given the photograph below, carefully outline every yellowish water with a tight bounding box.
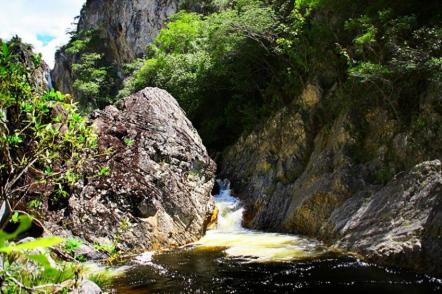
[195,185,325,262]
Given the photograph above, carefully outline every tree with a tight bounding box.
[120,2,280,149]
[62,29,117,111]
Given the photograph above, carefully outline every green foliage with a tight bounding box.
[65,38,90,55]
[93,242,116,255]
[88,270,115,289]
[348,62,391,82]
[27,198,42,209]
[121,1,280,148]
[97,166,110,177]
[63,238,86,262]
[93,217,130,265]
[0,38,97,216]
[341,5,442,122]
[63,30,117,111]
[155,12,203,54]
[123,137,134,146]
[10,212,20,223]
[0,37,107,291]
[179,0,220,13]
[0,236,63,254]
[0,215,78,292]
[64,238,83,254]
[69,0,441,173]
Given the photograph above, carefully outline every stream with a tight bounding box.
[114,181,441,293]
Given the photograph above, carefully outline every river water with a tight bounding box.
[114,182,441,293]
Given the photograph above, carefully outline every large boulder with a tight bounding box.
[49,87,216,251]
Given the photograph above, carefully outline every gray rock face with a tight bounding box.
[49,87,216,251]
[52,0,178,94]
[221,84,442,275]
[79,0,178,64]
[52,51,74,95]
[10,38,52,94]
[330,160,442,274]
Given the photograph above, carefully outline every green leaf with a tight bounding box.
[27,253,54,270]
[97,166,110,177]
[11,211,19,223]
[0,236,63,253]
[124,138,134,146]
[0,215,32,247]
[6,134,23,145]
[44,166,53,176]
[64,238,83,254]
[20,102,33,112]
[2,41,9,57]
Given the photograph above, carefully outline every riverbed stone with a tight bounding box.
[73,279,102,294]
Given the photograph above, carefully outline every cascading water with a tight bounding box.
[196,179,325,262]
[115,180,442,293]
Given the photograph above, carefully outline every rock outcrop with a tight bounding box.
[221,83,442,275]
[48,87,216,251]
[52,0,178,94]
[7,37,52,94]
[330,160,441,274]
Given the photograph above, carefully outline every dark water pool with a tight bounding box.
[113,248,441,293]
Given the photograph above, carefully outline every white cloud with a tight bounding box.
[0,0,85,68]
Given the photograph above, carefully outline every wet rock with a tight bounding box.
[48,87,215,251]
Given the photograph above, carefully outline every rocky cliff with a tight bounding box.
[52,0,178,95]
[47,87,216,251]
[221,83,442,275]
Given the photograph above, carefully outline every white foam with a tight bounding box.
[195,181,325,262]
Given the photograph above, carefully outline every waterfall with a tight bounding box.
[44,69,53,90]
[196,179,325,262]
[213,179,244,231]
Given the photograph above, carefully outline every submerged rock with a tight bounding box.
[48,87,216,251]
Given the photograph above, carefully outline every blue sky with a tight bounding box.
[0,0,85,67]
[37,34,56,46]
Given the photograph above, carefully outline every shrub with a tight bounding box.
[0,38,97,218]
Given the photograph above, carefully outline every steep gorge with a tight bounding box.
[48,0,442,276]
